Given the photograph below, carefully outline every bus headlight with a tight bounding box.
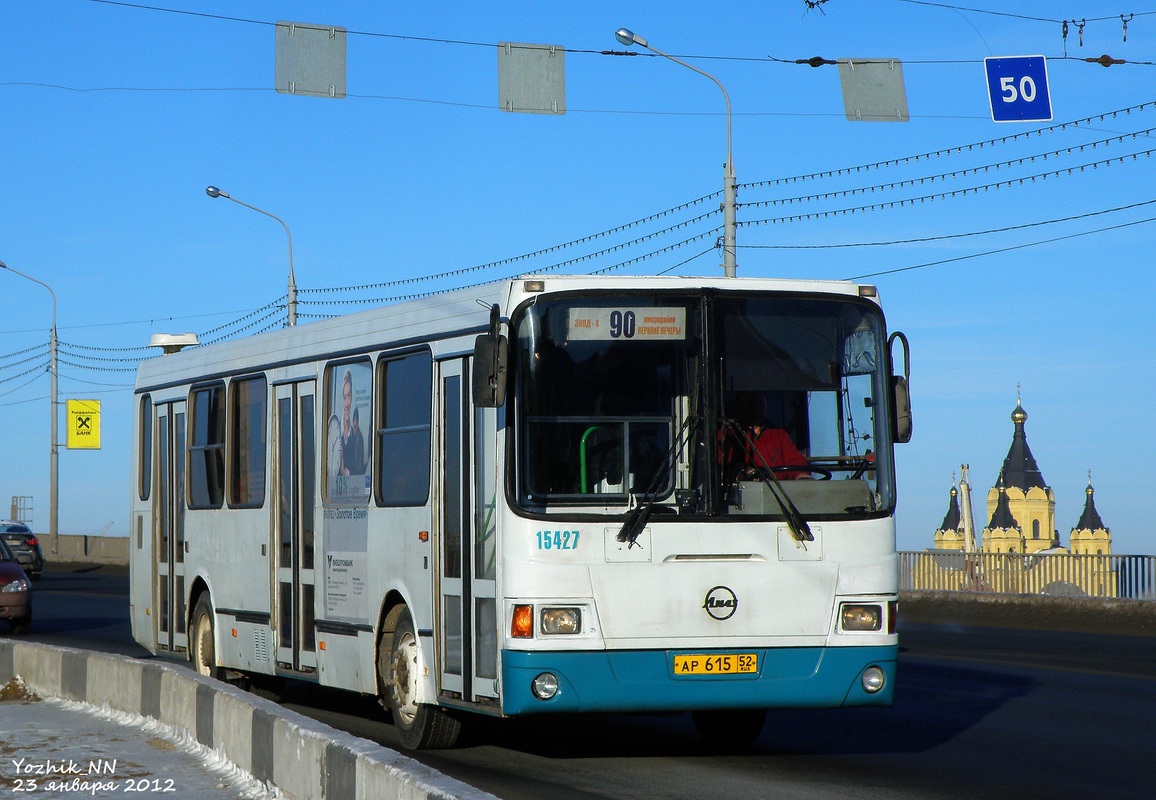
[840,603,882,632]
[540,607,581,635]
[532,672,560,700]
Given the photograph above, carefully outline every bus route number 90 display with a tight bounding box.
[567,307,686,341]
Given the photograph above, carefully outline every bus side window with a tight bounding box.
[376,351,432,506]
[189,384,226,509]
[228,375,267,508]
[139,394,152,501]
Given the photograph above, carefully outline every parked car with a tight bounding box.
[0,520,43,580]
[0,537,32,634]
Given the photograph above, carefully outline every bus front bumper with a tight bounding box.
[499,644,897,716]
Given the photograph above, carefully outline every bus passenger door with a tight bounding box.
[154,401,187,653]
[274,381,318,673]
[438,359,499,702]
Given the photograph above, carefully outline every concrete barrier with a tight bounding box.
[901,590,1156,636]
[0,640,498,800]
[47,534,130,565]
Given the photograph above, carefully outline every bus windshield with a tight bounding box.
[513,291,895,519]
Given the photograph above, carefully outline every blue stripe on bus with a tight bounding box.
[499,646,897,716]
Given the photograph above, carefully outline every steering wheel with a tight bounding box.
[768,465,832,480]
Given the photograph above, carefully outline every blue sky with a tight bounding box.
[1,1,1154,554]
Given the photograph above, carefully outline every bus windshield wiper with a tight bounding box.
[723,419,814,543]
[617,412,699,548]
[617,502,653,549]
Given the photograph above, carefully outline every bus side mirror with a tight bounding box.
[473,305,508,408]
[888,330,912,444]
[891,375,912,443]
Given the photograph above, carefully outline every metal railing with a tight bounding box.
[899,550,1156,601]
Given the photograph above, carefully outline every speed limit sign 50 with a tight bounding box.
[984,56,1052,123]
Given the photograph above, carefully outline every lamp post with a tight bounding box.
[615,28,737,278]
[205,186,297,326]
[0,260,59,555]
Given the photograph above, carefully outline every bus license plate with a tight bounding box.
[673,653,758,675]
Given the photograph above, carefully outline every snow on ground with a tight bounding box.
[1,685,284,799]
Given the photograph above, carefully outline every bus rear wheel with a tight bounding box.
[691,708,766,749]
[378,605,461,750]
[190,594,219,679]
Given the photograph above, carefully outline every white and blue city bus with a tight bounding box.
[129,274,911,749]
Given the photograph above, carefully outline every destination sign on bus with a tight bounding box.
[567,307,686,341]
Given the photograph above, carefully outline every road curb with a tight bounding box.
[0,639,498,800]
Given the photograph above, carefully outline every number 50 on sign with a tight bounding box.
[984,55,1051,122]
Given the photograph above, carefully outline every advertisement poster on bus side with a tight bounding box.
[323,360,371,621]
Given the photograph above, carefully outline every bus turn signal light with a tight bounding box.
[512,604,534,638]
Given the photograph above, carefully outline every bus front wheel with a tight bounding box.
[378,605,461,750]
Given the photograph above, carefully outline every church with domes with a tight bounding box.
[933,398,1112,556]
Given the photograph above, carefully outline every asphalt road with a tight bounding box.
[11,563,146,658]
[13,565,1156,800]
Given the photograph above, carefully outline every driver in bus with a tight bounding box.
[724,391,811,481]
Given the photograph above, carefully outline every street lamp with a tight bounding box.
[0,260,59,555]
[205,186,298,326]
[614,28,737,277]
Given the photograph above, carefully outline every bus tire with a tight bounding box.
[190,593,219,679]
[379,605,461,750]
[691,708,766,749]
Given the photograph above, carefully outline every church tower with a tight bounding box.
[1070,475,1112,555]
[983,398,1057,553]
[983,473,1024,553]
[933,481,963,550]
[934,466,978,551]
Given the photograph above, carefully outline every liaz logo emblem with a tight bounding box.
[703,586,738,620]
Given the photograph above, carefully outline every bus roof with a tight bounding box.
[135,274,876,393]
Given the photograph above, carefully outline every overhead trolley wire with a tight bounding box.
[57,343,148,366]
[58,340,156,355]
[0,360,50,386]
[82,0,1156,76]
[307,191,721,295]
[847,214,1156,281]
[741,146,1156,227]
[742,101,1156,190]
[740,128,1156,212]
[0,371,49,402]
[195,298,286,341]
[588,227,723,275]
[0,342,50,360]
[742,197,1156,250]
[198,305,288,345]
[57,356,139,374]
[897,1,1156,26]
[0,345,50,371]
